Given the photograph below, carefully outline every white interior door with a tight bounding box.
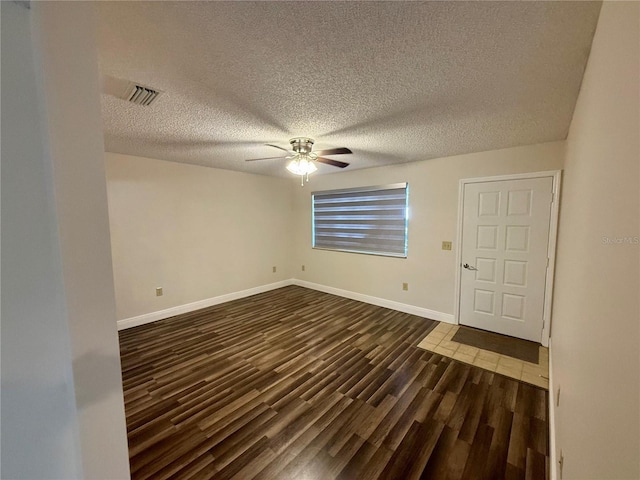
[459,177,554,342]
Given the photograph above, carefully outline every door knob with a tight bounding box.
[463,263,478,271]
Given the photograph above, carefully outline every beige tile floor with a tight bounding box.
[417,322,549,389]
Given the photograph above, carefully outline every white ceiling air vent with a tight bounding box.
[122,82,162,106]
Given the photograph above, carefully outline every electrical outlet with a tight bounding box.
[556,386,561,407]
[402,282,408,291]
[442,241,452,250]
[156,287,163,297]
[272,266,277,273]
[301,265,305,271]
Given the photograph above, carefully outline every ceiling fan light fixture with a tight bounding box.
[285,158,317,176]
[286,155,317,185]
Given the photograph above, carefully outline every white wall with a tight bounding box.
[291,142,564,317]
[1,2,130,478]
[1,2,83,477]
[105,153,294,320]
[551,2,639,479]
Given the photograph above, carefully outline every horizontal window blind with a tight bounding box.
[312,183,408,257]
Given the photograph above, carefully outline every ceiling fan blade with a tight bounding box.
[265,143,291,153]
[315,147,352,156]
[316,157,350,168]
[245,156,287,162]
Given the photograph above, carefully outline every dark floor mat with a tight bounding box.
[453,326,539,363]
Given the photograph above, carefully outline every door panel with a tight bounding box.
[459,177,553,342]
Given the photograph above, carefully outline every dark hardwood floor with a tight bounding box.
[119,286,549,480]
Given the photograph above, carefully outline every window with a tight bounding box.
[312,183,408,257]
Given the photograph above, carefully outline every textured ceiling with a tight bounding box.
[97,1,601,177]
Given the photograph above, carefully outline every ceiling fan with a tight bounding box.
[246,137,352,185]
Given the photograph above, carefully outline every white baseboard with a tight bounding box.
[548,339,557,480]
[291,279,455,324]
[117,278,455,330]
[117,280,294,330]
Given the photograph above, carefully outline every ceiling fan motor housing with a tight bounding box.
[290,137,314,154]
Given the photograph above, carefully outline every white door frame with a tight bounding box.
[454,170,562,347]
